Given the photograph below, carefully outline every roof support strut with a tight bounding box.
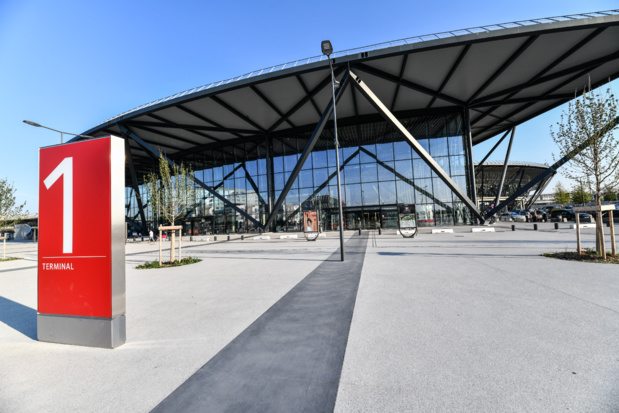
[493,126,516,209]
[485,116,619,219]
[263,71,351,230]
[348,69,483,222]
[475,128,513,175]
[118,124,263,229]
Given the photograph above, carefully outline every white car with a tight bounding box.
[498,213,513,222]
[510,211,527,222]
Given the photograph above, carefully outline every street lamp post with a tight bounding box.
[321,40,345,262]
[23,120,95,143]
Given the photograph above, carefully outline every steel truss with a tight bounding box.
[485,116,619,219]
[118,124,263,229]
[262,72,352,230]
[347,69,484,222]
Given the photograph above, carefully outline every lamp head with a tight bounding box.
[321,40,333,57]
[23,120,42,127]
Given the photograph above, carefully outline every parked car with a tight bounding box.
[498,213,513,222]
[550,209,576,221]
[510,211,527,222]
[516,209,533,221]
[578,213,594,223]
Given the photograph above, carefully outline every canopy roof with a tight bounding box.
[79,10,619,172]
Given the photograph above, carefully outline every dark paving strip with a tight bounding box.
[152,233,369,413]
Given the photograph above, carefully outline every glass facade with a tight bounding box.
[125,111,474,234]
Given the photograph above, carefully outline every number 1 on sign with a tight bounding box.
[44,157,73,254]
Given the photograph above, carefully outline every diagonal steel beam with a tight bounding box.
[390,54,409,111]
[348,69,484,222]
[210,95,266,133]
[176,104,240,138]
[285,149,361,222]
[472,65,599,138]
[125,137,148,233]
[147,113,221,143]
[525,176,553,209]
[475,128,512,175]
[263,72,351,230]
[470,27,607,111]
[119,124,263,229]
[471,48,619,107]
[242,164,267,207]
[467,35,538,104]
[295,75,322,117]
[493,127,516,209]
[464,109,477,206]
[358,147,452,212]
[427,44,470,109]
[213,163,245,190]
[354,63,466,107]
[485,115,619,219]
[127,119,255,135]
[250,85,297,129]
[266,66,347,134]
[133,202,149,221]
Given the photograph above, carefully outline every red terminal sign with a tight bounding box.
[38,136,125,348]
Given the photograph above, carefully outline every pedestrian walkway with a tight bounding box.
[153,234,367,412]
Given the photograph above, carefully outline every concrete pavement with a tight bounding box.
[1,223,618,412]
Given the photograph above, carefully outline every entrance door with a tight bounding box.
[363,211,379,229]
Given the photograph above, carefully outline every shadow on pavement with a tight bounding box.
[0,296,37,340]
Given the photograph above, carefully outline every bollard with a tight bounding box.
[378,228,382,235]
[511,225,515,231]
[227,235,230,241]
[358,228,361,235]
[241,235,244,240]
[534,224,538,231]
[214,236,217,241]
[190,236,193,241]
[554,223,559,230]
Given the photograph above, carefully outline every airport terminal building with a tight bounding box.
[73,11,619,233]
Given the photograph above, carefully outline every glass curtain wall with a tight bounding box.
[125,111,473,232]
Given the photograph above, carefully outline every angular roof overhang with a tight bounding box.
[77,11,619,175]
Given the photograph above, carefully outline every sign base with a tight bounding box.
[37,314,126,349]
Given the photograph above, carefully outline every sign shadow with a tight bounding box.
[0,296,37,340]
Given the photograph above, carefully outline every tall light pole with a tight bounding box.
[321,40,345,262]
[23,120,95,143]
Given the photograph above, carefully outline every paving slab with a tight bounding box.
[335,227,619,412]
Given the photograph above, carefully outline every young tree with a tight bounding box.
[571,183,592,205]
[144,156,196,262]
[0,179,27,232]
[602,185,618,202]
[552,181,571,205]
[551,81,619,258]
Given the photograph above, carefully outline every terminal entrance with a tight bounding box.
[363,211,379,229]
[326,207,399,230]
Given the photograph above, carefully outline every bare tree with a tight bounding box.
[551,81,618,257]
[144,156,195,262]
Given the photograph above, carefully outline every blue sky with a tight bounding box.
[1,0,617,212]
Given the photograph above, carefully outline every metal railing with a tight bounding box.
[97,10,618,127]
